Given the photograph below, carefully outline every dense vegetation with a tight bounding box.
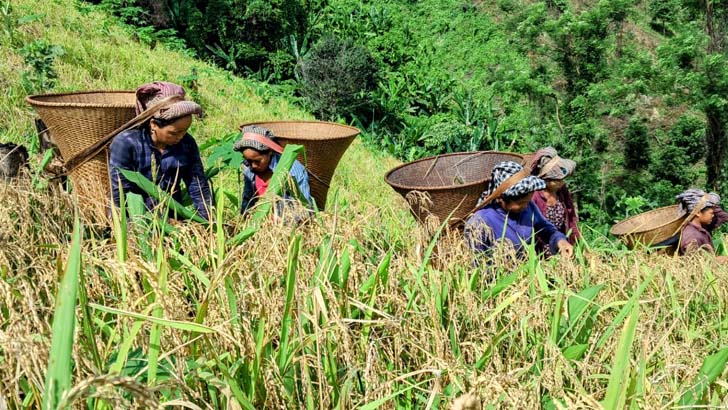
[87,0,728,227]
[2,0,728,409]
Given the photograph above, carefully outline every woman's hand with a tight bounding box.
[556,239,574,259]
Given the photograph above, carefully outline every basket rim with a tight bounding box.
[609,204,685,236]
[25,90,136,108]
[385,151,524,192]
[239,120,361,139]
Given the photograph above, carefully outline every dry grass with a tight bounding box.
[1,174,728,408]
[2,0,728,408]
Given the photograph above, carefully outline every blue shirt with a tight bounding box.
[465,202,567,256]
[109,127,213,220]
[240,153,313,214]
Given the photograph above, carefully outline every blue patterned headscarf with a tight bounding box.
[480,161,546,202]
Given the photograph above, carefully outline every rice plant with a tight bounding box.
[2,0,728,408]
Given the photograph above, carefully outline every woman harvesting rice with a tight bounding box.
[529,147,581,255]
[234,125,313,215]
[675,188,728,260]
[109,81,213,221]
[465,161,573,259]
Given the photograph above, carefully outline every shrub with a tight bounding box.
[623,118,651,170]
[19,39,64,92]
[669,114,706,163]
[298,35,377,120]
[421,119,474,154]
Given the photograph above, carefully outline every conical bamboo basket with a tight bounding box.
[239,121,359,210]
[385,151,524,225]
[26,91,137,222]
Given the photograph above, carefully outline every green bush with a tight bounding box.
[19,39,64,92]
[298,35,377,120]
[623,119,651,171]
[669,114,706,163]
[89,0,307,76]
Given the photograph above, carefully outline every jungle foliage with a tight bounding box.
[85,0,728,226]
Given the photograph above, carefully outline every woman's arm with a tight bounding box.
[531,204,570,255]
[464,212,494,253]
[707,206,728,232]
[180,136,213,220]
[108,132,141,208]
[560,186,582,241]
[240,169,257,214]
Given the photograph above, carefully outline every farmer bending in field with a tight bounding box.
[234,125,313,216]
[529,147,581,256]
[109,81,213,221]
[465,161,573,259]
[675,189,728,261]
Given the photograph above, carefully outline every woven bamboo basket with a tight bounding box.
[609,205,688,248]
[385,151,524,225]
[26,91,137,222]
[239,121,359,210]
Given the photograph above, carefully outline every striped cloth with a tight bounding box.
[234,125,282,153]
[530,147,576,180]
[135,81,202,121]
[676,188,721,214]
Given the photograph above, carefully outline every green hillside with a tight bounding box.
[1,0,407,215]
[2,1,728,409]
[84,0,728,226]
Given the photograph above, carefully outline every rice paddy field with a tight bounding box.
[2,0,728,409]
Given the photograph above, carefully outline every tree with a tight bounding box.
[659,0,728,191]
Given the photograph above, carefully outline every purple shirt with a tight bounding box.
[679,223,714,255]
[679,207,728,255]
[465,202,568,256]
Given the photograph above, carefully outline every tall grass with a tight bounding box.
[2,0,728,408]
[2,173,728,408]
[41,215,81,410]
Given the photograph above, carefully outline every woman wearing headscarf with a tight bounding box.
[465,161,574,259]
[675,188,728,258]
[109,81,213,221]
[529,147,581,255]
[233,125,313,214]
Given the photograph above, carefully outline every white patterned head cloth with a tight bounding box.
[530,147,576,180]
[481,161,546,200]
[675,188,721,214]
[135,81,202,121]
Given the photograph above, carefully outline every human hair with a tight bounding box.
[244,146,271,155]
[502,191,531,201]
[151,116,179,128]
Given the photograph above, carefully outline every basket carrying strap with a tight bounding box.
[60,95,185,176]
[451,168,531,227]
[537,156,562,178]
